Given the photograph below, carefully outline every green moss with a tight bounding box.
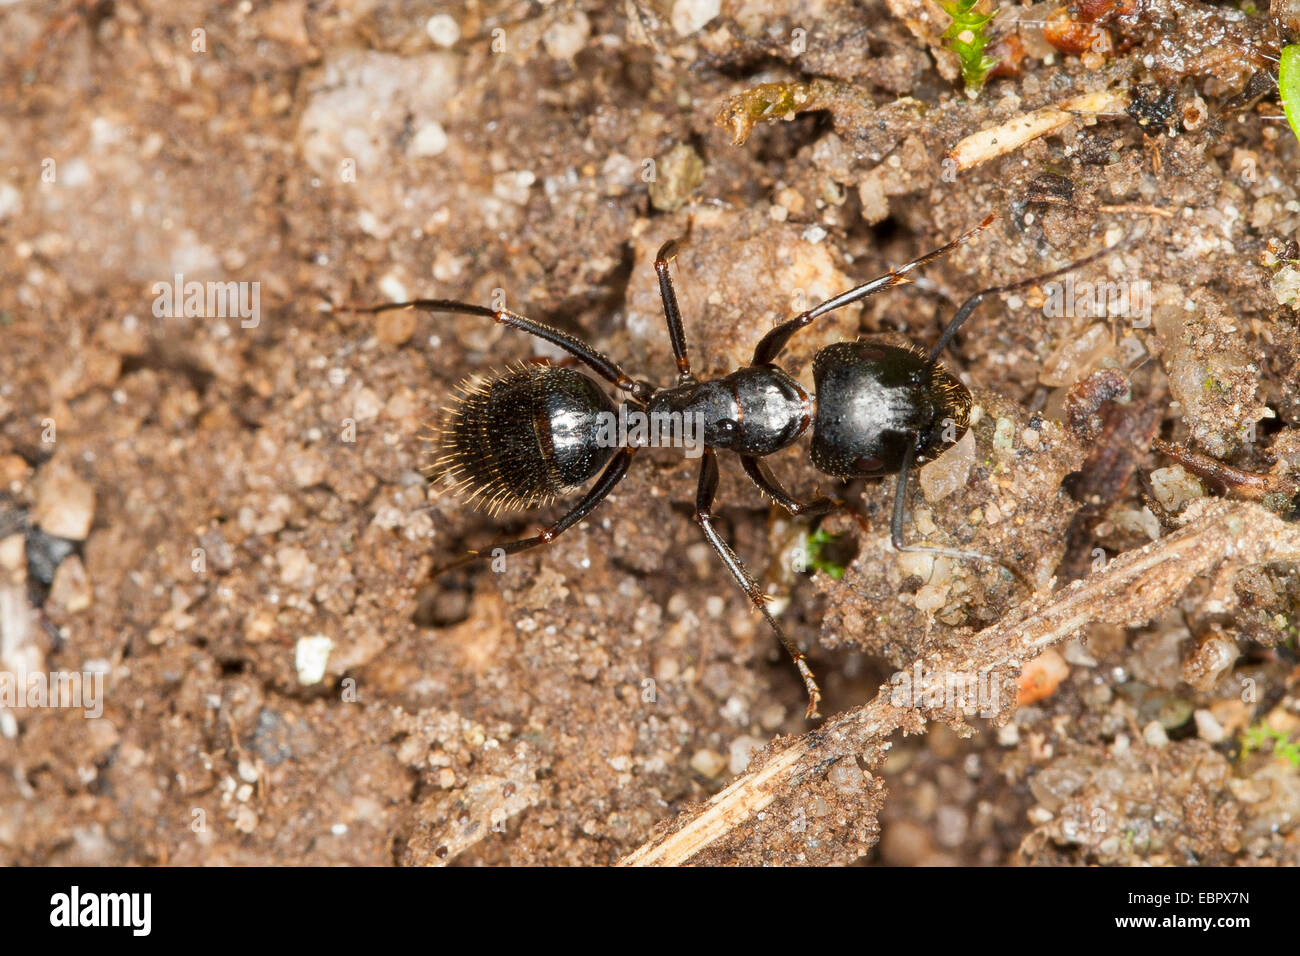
[940,0,1000,95]
[806,528,847,579]
[1240,722,1300,768]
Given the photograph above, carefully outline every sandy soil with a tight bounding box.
[1,0,1298,865]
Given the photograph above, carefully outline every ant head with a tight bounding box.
[809,342,972,477]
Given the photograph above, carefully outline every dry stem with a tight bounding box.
[621,499,1300,866]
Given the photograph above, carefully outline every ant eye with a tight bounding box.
[717,419,737,434]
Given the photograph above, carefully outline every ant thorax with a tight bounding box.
[647,367,812,457]
[594,404,706,458]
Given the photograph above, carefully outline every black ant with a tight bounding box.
[348,215,1119,718]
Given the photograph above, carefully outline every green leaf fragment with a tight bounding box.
[1280,45,1300,147]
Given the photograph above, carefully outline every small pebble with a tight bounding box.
[728,735,765,775]
[410,121,449,158]
[542,10,590,61]
[690,748,727,778]
[1142,720,1169,748]
[294,635,333,685]
[48,554,91,613]
[1149,465,1206,513]
[376,308,416,346]
[1194,708,1226,744]
[919,429,975,502]
[33,463,95,541]
[670,0,720,35]
[425,13,460,47]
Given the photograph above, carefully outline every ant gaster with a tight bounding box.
[352,215,1118,719]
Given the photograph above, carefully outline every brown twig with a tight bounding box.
[1153,438,1300,503]
[620,499,1300,866]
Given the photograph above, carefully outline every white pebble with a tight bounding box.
[690,748,726,778]
[378,272,408,303]
[1194,708,1226,744]
[543,10,591,61]
[295,635,333,685]
[671,0,720,35]
[410,121,449,158]
[729,735,765,775]
[1142,721,1169,748]
[425,14,460,47]
[0,183,20,220]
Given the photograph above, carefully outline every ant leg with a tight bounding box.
[889,441,1030,585]
[927,235,1128,367]
[346,299,655,402]
[751,215,994,366]
[740,456,841,518]
[655,240,693,379]
[432,448,634,577]
[694,450,823,719]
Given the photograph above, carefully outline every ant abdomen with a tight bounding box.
[432,362,618,514]
[810,341,972,478]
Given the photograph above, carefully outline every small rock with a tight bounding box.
[291,452,327,489]
[1271,262,1300,310]
[758,702,786,730]
[277,546,317,590]
[1208,698,1253,739]
[689,748,726,778]
[0,534,24,575]
[0,455,31,488]
[24,526,76,589]
[857,173,889,224]
[425,13,460,47]
[934,805,968,848]
[233,805,259,834]
[1142,720,1169,747]
[32,463,95,541]
[671,0,720,35]
[1182,631,1239,692]
[880,819,931,865]
[542,10,590,61]
[920,429,975,502]
[1149,465,1206,514]
[648,144,704,213]
[1062,637,1097,667]
[48,554,91,613]
[294,635,333,685]
[728,735,765,775]
[1194,708,1226,744]
[409,121,449,158]
[992,417,1016,451]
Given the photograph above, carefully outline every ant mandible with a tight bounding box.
[350,215,1119,719]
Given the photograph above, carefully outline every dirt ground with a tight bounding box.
[1,0,1299,866]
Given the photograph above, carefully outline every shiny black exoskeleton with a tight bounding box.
[352,215,1118,719]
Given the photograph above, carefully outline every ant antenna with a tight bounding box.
[926,231,1134,369]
